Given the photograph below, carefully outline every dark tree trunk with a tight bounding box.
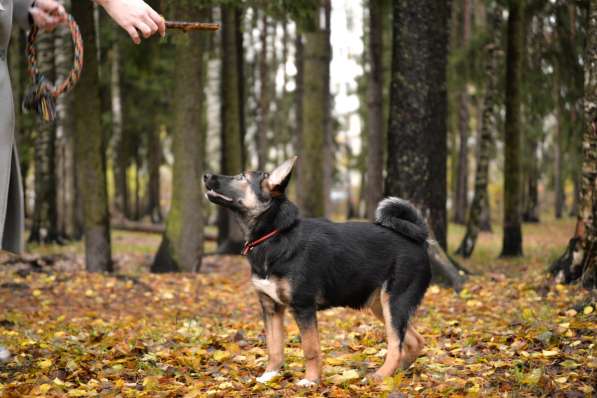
[294,33,304,207]
[152,4,207,273]
[386,0,465,289]
[236,7,246,168]
[456,9,500,257]
[454,0,472,225]
[71,1,112,272]
[386,0,449,248]
[299,0,332,218]
[29,30,60,244]
[554,62,565,219]
[501,0,525,257]
[217,5,245,254]
[365,0,385,221]
[145,125,162,223]
[257,13,269,170]
[522,134,540,223]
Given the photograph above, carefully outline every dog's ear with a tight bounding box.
[267,156,297,195]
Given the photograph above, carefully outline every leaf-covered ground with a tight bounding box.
[0,218,595,397]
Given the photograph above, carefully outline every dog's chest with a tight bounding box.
[251,276,291,305]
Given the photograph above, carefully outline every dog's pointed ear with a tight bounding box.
[267,156,297,195]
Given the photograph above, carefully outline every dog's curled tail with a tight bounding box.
[375,197,429,244]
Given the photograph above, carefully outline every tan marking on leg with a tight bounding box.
[399,325,424,369]
[365,288,384,323]
[275,277,292,305]
[299,322,322,382]
[260,294,286,372]
[374,288,402,378]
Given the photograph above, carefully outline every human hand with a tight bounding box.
[29,0,68,32]
[97,0,165,45]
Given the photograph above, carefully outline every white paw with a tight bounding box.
[296,378,317,387]
[256,371,279,383]
[0,346,10,362]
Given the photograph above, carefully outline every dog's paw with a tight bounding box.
[0,346,10,362]
[256,371,279,383]
[296,378,318,387]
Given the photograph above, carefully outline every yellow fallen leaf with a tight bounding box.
[542,349,559,357]
[328,369,360,384]
[39,384,51,394]
[428,285,440,294]
[38,358,53,369]
[554,376,567,384]
[84,289,95,297]
[522,368,542,385]
[67,389,88,397]
[32,289,42,297]
[53,378,65,386]
[212,350,230,362]
[583,305,594,315]
[218,382,233,389]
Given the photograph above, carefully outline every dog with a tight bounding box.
[203,157,431,386]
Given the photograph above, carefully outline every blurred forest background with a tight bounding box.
[2,0,596,395]
[5,0,596,286]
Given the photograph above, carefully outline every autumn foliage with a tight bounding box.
[0,219,594,397]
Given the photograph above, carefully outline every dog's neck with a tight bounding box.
[243,198,299,241]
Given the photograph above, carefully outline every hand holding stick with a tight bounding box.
[165,21,220,32]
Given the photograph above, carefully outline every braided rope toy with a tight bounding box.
[23,14,83,123]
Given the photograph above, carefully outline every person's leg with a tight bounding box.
[2,148,24,252]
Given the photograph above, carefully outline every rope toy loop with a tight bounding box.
[23,14,84,123]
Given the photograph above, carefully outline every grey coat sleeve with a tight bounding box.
[13,0,36,30]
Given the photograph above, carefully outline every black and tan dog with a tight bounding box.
[203,157,431,386]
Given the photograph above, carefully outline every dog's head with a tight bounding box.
[203,157,297,222]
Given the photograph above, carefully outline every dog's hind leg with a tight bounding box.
[373,287,403,378]
[257,294,286,383]
[399,325,424,369]
[293,308,322,386]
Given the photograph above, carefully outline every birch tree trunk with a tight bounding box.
[54,0,78,239]
[110,35,128,218]
[550,0,597,288]
[456,7,500,258]
[454,0,471,225]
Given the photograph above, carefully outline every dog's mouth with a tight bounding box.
[205,189,234,204]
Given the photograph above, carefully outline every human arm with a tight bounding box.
[95,0,165,44]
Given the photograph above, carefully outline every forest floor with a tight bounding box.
[0,217,595,397]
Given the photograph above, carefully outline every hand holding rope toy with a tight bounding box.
[24,17,219,123]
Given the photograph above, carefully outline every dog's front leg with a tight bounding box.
[256,293,286,383]
[293,307,321,386]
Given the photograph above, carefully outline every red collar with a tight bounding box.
[241,229,280,256]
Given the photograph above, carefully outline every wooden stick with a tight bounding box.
[165,21,220,32]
